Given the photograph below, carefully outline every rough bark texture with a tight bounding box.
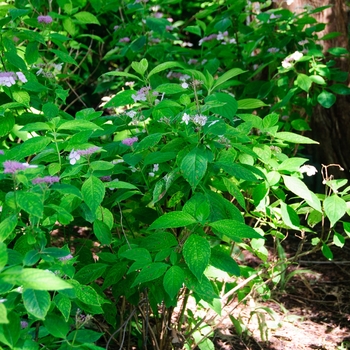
[285,0,350,179]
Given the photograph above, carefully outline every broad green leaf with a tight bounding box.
[68,280,101,306]
[134,133,162,152]
[106,180,139,190]
[58,120,102,131]
[131,58,148,76]
[309,75,326,85]
[17,191,43,218]
[183,234,210,281]
[144,151,177,165]
[183,193,210,223]
[155,83,185,94]
[74,11,100,25]
[321,244,333,260]
[317,91,336,108]
[140,232,178,251]
[93,220,112,245]
[148,61,185,78]
[103,71,142,81]
[324,195,347,228]
[296,73,312,92]
[74,263,108,284]
[20,122,50,132]
[50,49,78,65]
[54,294,71,322]
[0,215,17,242]
[6,136,51,160]
[280,202,300,230]
[0,243,7,271]
[223,178,246,210]
[209,220,262,242]
[278,157,307,172]
[181,147,208,189]
[262,113,279,128]
[0,114,15,137]
[219,163,258,181]
[282,175,321,212]
[120,248,152,262]
[131,262,168,287]
[46,204,74,225]
[67,329,103,343]
[44,314,70,339]
[275,132,319,144]
[149,211,197,229]
[328,47,349,56]
[82,176,105,214]
[102,262,128,289]
[23,289,50,319]
[329,84,350,95]
[212,68,247,91]
[90,161,114,171]
[0,312,20,347]
[4,51,26,70]
[12,90,30,107]
[43,102,59,119]
[163,266,184,299]
[210,246,240,276]
[184,270,218,303]
[237,98,268,109]
[0,303,8,324]
[104,90,135,108]
[205,93,238,120]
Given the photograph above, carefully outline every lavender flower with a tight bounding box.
[122,137,138,146]
[76,147,101,156]
[193,114,207,126]
[100,176,112,182]
[20,321,29,329]
[69,150,81,165]
[16,72,27,83]
[3,161,28,174]
[131,87,150,103]
[37,15,53,24]
[182,113,191,125]
[0,150,4,155]
[0,72,27,87]
[119,37,131,43]
[32,176,60,185]
[58,254,73,261]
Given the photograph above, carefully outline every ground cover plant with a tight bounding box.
[0,0,350,349]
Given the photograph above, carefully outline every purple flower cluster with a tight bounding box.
[119,37,131,43]
[38,15,53,24]
[76,146,101,156]
[122,137,138,146]
[0,72,27,87]
[131,87,150,103]
[32,176,60,185]
[0,150,4,155]
[58,254,73,261]
[3,161,28,174]
[199,34,217,46]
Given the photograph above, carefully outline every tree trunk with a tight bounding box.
[284,0,350,180]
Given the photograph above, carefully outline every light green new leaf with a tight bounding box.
[0,304,8,324]
[82,176,105,214]
[23,289,50,319]
[131,262,168,287]
[12,90,30,107]
[282,175,321,212]
[209,220,262,242]
[104,90,135,108]
[74,11,100,25]
[0,215,17,242]
[131,58,148,76]
[296,73,312,92]
[181,147,208,190]
[324,195,347,227]
[275,132,319,144]
[237,98,268,109]
[0,267,73,290]
[163,266,185,299]
[58,120,103,131]
[183,234,210,281]
[333,231,345,248]
[149,211,197,229]
[148,61,185,78]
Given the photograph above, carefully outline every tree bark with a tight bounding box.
[284,0,350,179]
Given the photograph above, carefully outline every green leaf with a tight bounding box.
[309,75,326,85]
[12,90,30,107]
[317,91,336,108]
[82,176,105,214]
[0,115,15,137]
[58,120,102,131]
[209,220,262,242]
[17,191,43,218]
[103,71,142,81]
[4,51,27,70]
[183,234,210,281]
[282,175,321,212]
[140,232,178,251]
[104,90,135,108]
[67,330,103,343]
[329,84,350,95]
[223,178,246,210]
[0,215,18,242]
[163,266,184,299]
[6,136,51,160]
[20,122,50,132]
[93,220,112,245]
[155,83,185,94]
[90,161,114,171]
[181,147,208,190]
[23,289,50,319]
[280,202,300,230]
[0,312,20,347]
[328,47,349,56]
[0,267,73,290]
[237,98,268,109]
[68,280,101,306]
[210,246,240,276]
[43,102,59,119]
[120,248,152,262]
[275,132,319,144]
[184,25,201,36]
[44,314,69,339]
[106,180,139,190]
[205,93,238,120]
[296,73,312,92]
[183,193,210,223]
[54,294,71,322]
[324,195,347,228]
[184,270,218,303]
[50,49,78,65]
[74,11,100,25]
[212,68,247,91]
[102,262,128,289]
[74,263,108,284]
[131,263,168,287]
[321,244,333,260]
[148,61,185,78]
[0,304,8,324]
[149,211,197,229]
[144,151,177,165]
[278,157,307,172]
[0,243,7,271]
[131,58,148,76]
[134,133,162,152]
[219,163,258,181]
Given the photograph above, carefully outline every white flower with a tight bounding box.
[267,47,279,53]
[299,165,318,176]
[126,110,137,118]
[153,164,159,172]
[290,51,303,61]
[182,113,191,125]
[181,82,189,89]
[282,60,292,69]
[298,39,309,46]
[69,150,81,165]
[148,172,155,177]
[193,114,207,126]
[16,72,27,83]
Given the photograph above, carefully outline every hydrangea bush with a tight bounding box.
[0,0,350,349]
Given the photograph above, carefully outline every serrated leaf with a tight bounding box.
[183,193,210,223]
[106,181,139,190]
[74,11,100,25]
[183,234,210,281]
[82,176,105,214]
[0,115,15,137]
[155,83,185,94]
[131,263,168,287]
[6,136,51,160]
[210,246,240,276]
[50,49,78,65]
[23,289,50,319]
[237,98,268,109]
[223,178,246,210]
[93,220,112,245]
[181,147,208,190]
[148,61,185,78]
[140,232,178,251]
[0,215,18,242]
[54,294,72,322]
[74,263,108,284]
[120,248,152,262]
[58,120,102,131]
[324,195,347,228]
[44,314,69,338]
[144,151,177,165]
[17,191,43,218]
[68,280,101,306]
[184,270,218,303]
[0,312,20,347]
[163,266,184,299]
[212,68,247,91]
[209,220,262,242]
[134,133,162,152]
[104,90,135,108]
[205,93,238,120]
[275,132,319,144]
[149,211,197,229]
[12,90,30,107]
